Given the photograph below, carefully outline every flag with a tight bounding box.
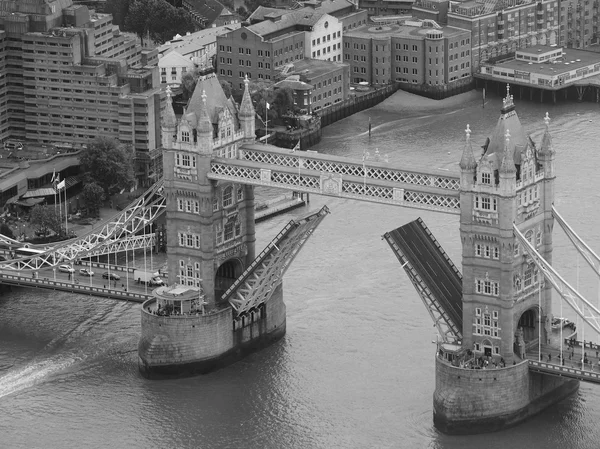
[266,102,270,110]
[50,169,56,183]
[57,179,66,191]
[291,140,300,152]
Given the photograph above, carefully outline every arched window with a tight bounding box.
[222,186,233,208]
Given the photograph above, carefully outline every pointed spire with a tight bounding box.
[163,86,177,128]
[539,111,554,155]
[500,129,516,174]
[197,89,212,135]
[501,83,515,114]
[460,124,477,170]
[239,75,254,118]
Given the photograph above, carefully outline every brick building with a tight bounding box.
[217,0,367,93]
[412,0,559,70]
[344,20,471,86]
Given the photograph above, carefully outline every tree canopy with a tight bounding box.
[249,82,295,124]
[79,137,135,197]
[30,205,62,237]
[106,0,196,46]
[80,182,105,217]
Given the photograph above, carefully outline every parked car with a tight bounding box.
[58,264,75,273]
[102,272,120,280]
[79,268,94,276]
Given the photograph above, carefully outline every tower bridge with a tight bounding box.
[0,76,598,433]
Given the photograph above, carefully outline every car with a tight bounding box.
[102,272,120,280]
[58,264,75,273]
[149,276,164,286]
[79,268,94,276]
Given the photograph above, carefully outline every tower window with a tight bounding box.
[222,186,233,208]
[481,172,491,184]
[182,131,190,143]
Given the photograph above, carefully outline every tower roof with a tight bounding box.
[459,124,477,170]
[482,85,530,169]
[539,112,554,155]
[163,86,177,128]
[187,71,238,128]
[239,75,254,118]
[500,130,517,174]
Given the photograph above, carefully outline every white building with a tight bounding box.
[306,14,343,63]
[158,51,196,86]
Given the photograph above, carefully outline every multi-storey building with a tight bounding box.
[278,58,351,111]
[344,20,471,86]
[413,0,559,70]
[218,0,367,93]
[0,0,165,185]
[358,0,414,17]
[560,0,599,48]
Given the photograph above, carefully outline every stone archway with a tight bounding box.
[215,258,243,303]
[517,308,539,347]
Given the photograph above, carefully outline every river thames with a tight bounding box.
[1,89,600,449]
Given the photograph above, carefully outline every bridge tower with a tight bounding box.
[161,72,257,306]
[459,86,555,363]
[432,86,578,434]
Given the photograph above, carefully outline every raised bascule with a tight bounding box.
[0,82,599,433]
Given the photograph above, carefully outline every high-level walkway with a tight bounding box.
[384,218,463,342]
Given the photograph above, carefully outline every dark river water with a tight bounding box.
[1,90,600,449]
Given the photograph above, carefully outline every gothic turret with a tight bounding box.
[460,124,476,189]
[499,130,517,196]
[538,112,555,179]
[239,76,255,143]
[162,86,177,148]
[196,90,213,154]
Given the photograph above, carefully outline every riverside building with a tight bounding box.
[217,0,367,93]
[0,0,164,186]
[412,0,560,71]
[344,19,471,86]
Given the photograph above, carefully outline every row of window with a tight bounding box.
[475,243,500,259]
[311,42,340,58]
[312,32,341,46]
[177,198,200,214]
[213,186,244,211]
[215,220,242,244]
[179,232,201,249]
[475,278,500,296]
[178,260,202,287]
[474,195,498,211]
[518,185,540,206]
[175,152,197,168]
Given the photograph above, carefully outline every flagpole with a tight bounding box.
[265,103,268,145]
[58,175,62,232]
[64,182,68,235]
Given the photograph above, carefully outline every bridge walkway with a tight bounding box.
[384,218,463,340]
[528,343,600,385]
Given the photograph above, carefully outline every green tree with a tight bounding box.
[125,0,196,46]
[0,223,15,239]
[104,0,131,26]
[80,137,135,197]
[80,182,106,217]
[249,80,276,122]
[30,205,62,236]
[220,79,233,99]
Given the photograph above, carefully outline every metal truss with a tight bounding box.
[224,205,330,316]
[513,224,600,335]
[209,160,460,215]
[553,206,600,277]
[383,230,462,344]
[0,181,166,271]
[83,234,156,258]
[239,146,460,191]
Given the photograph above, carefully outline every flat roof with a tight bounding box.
[291,58,348,78]
[491,46,600,76]
[345,22,468,39]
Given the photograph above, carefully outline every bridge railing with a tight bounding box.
[238,144,461,191]
[0,272,150,303]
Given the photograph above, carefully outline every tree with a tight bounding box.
[236,6,248,19]
[30,205,62,236]
[220,80,233,99]
[79,137,135,197]
[0,223,15,240]
[125,0,196,46]
[80,182,105,217]
[105,0,131,26]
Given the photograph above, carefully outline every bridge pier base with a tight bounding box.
[433,357,579,435]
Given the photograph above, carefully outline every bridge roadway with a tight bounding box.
[385,218,463,336]
[0,261,158,303]
[528,343,600,385]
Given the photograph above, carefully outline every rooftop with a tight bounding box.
[289,58,348,78]
[345,21,467,39]
[490,46,600,77]
[158,24,242,57]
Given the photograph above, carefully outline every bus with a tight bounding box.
[13,247,55,267]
